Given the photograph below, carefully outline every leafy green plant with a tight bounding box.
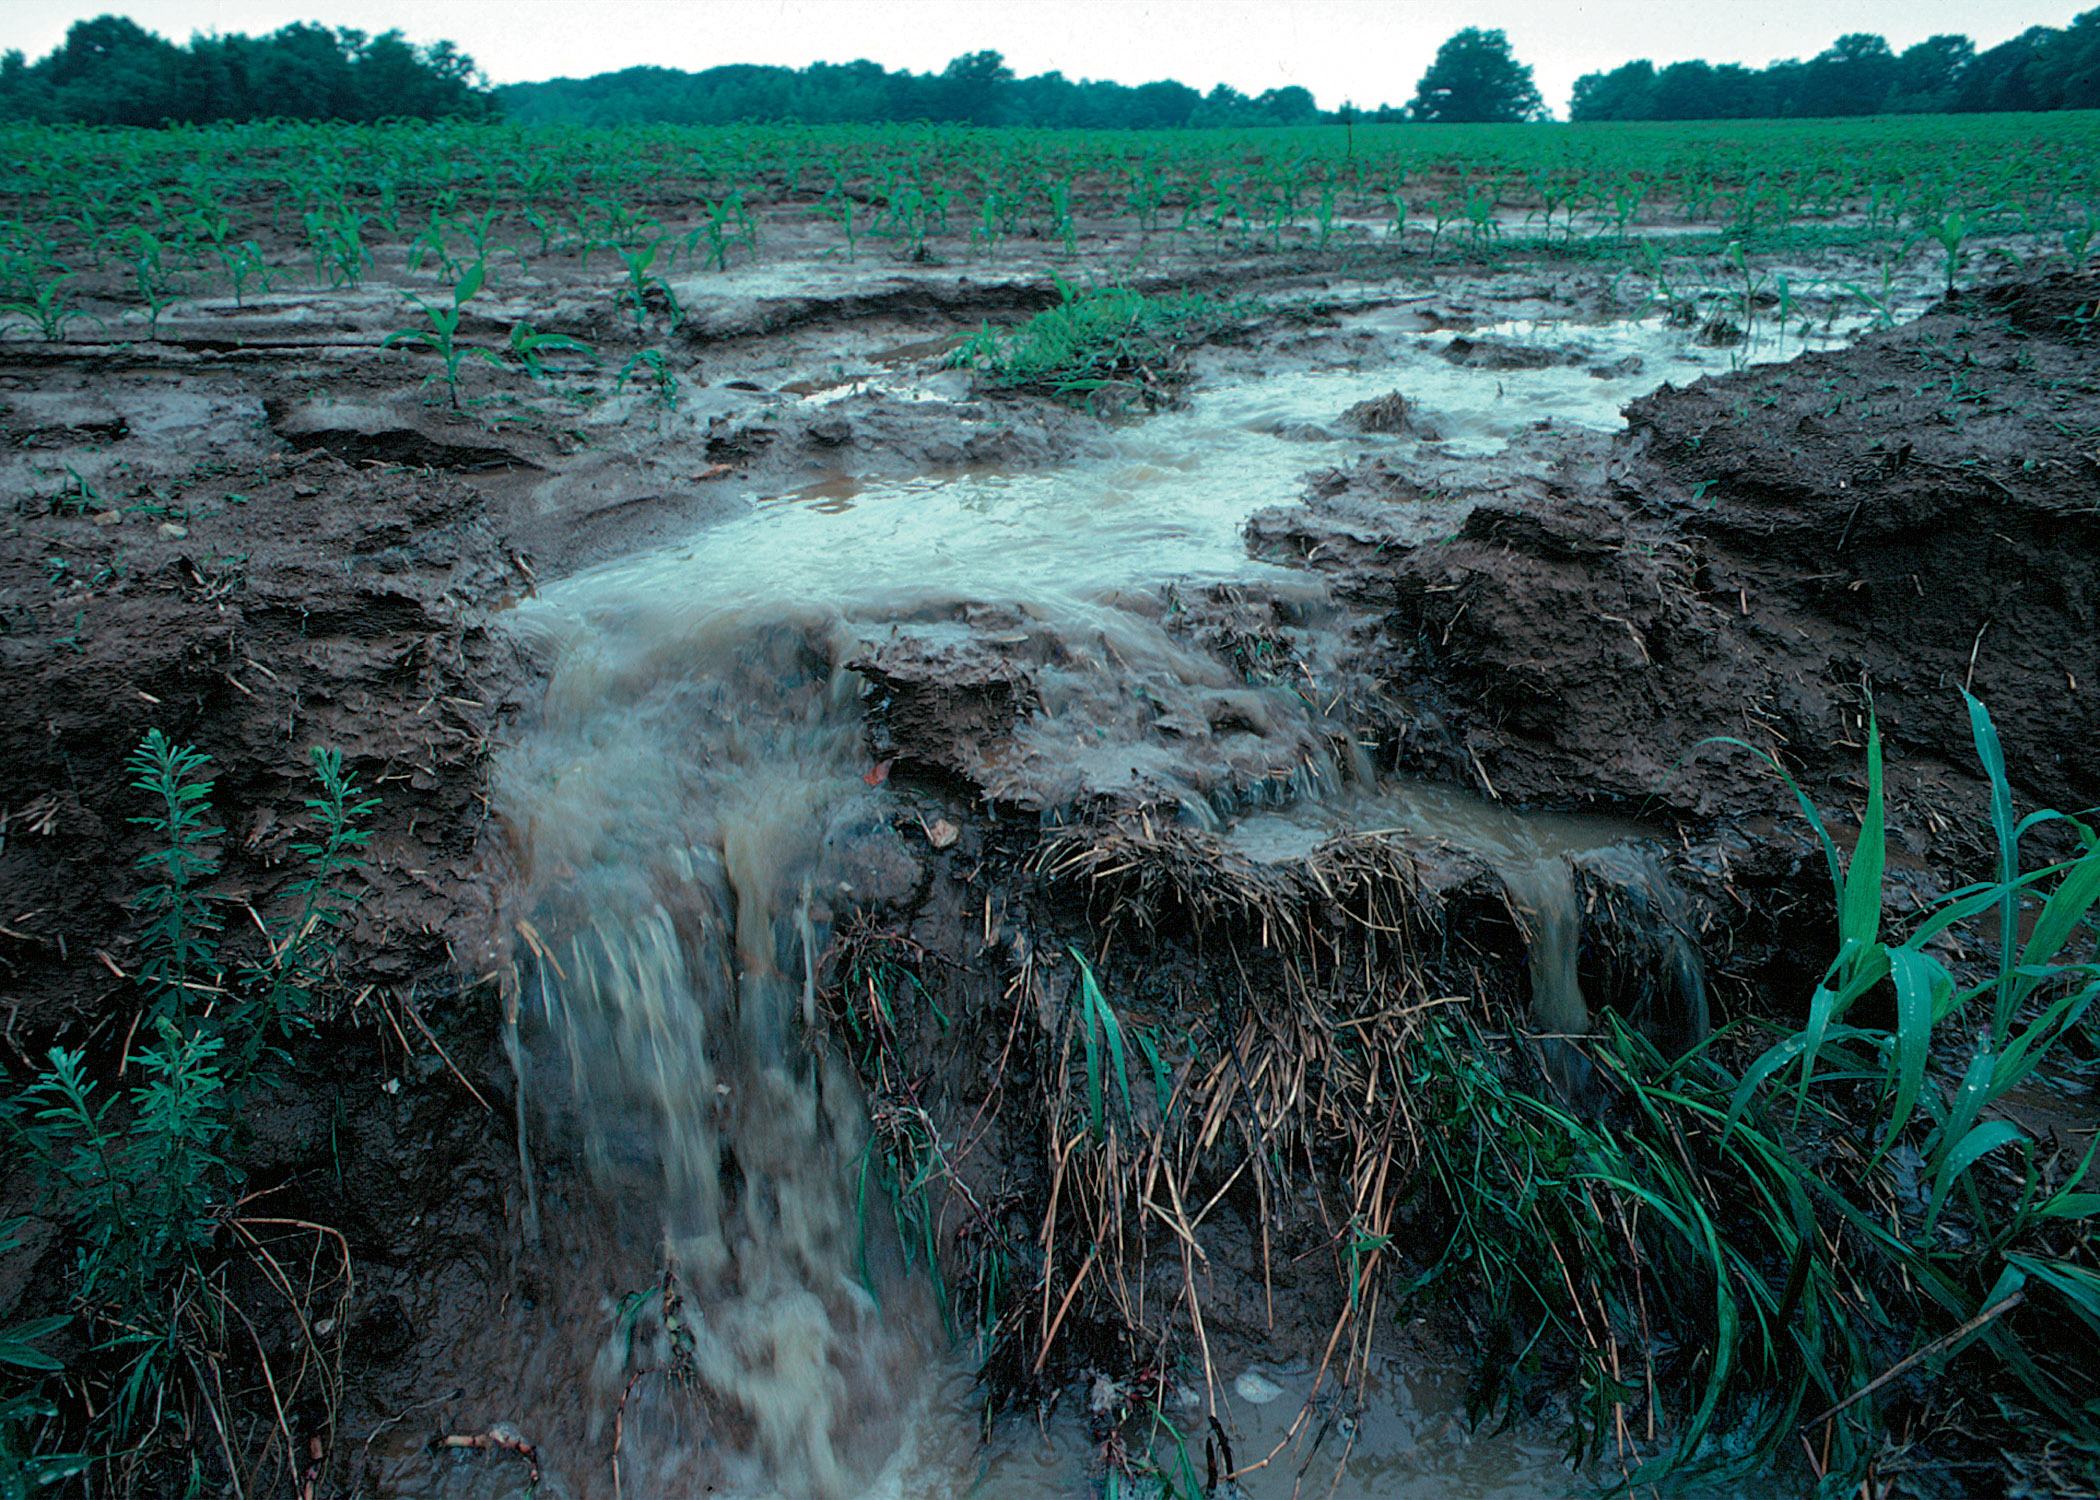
[211,239,273,306]
[614,236,679,330]
[1912,206,1979,294]
[1,272,86,344]
[948,279,1247,412]
[1407,696,2098,1487]
[615,348,678,407]
[0,1247,87,1500]
[507,320,594,380]
[1,732,374,1492]
[686,191,756,272]
[301,203,368,288]
[127,729,222,1024]
[1069,949,1131,1140]
[20,1031,232,1444]
[384,258,505,407]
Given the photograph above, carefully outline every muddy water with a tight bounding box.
[488,303,1797,1498]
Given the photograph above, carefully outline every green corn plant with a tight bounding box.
[616,348,678,407]
[2,272,86,343]
[2062,202,2100,267]
[1047,176,1078,257]
[407,207,463,280]
[1912,206,1978,294]
[301,203,368,289]
[614,237,680,330]
[120,228,181,340]
[212,239,273,307]
[507,320,595,380]
[455,207,504,265]
[384,258,506,408]
[816,181,862,262]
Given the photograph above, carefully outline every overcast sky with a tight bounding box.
[0,1,2084,116]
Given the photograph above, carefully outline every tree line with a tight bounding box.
[0,14,496,125]
[497,52,1329,129]
[8,12,2100,129]
[1571,16,2100,120]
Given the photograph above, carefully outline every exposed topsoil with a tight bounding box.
[4,206,2097,1497]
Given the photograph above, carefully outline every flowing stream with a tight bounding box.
[482,302,1830,1499]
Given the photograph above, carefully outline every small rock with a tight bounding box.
[1234,1370,1284,1405]
[293,483,321,498]
[91,510,123,527]
[925,817,959,849]
[156,522,188,540]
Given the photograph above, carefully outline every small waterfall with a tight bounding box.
[501,608,928,1499]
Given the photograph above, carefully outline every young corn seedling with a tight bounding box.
[615,237,680,330]
[302,204,369,289]
[384,258,506,408]
[212,239,274,307]
[508,320,595,381]
[122,228,182,339]
[2,271,87,343]
[1912,206,1979,294]
[616,348,679,407]
[408,208,464,281]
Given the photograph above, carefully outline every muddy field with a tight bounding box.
[3,190,2096,1500]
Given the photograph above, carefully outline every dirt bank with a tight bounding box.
[4,199,2093,1498]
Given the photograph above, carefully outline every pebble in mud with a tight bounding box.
[1233,1370,1284,1405]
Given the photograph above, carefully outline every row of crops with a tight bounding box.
[5,114,2100,325]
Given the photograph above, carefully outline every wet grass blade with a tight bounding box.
[1878,946,1947,1164]
[1841,716,1886,952]
[1964,690,2022,1038]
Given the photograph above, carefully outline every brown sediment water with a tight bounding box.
[479,303,1803,1498]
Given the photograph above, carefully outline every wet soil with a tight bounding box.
[3,194,2094,1498]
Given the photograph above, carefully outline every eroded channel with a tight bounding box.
[459,285,1916,1500]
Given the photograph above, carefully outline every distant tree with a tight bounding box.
[1128,79,1200,127]
[1189,82,1252,125]
[1253,85,1319,124]
[1650,60,1723,119]
[1891,34,1974,111]
[2030,10,2100,109]
[1957,27,2053,111]
[0,13,493,124]
[936,49,1010,124]
[1800,33,1898,116]
[42,15,179,123]
[1408,28,1543,123]
[1569,59,1655,121]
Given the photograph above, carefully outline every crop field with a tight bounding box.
[2,112,2098,1500]
[5,113,2100,323]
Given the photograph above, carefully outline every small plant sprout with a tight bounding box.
[3,267,88,343]
[384,258,506,408]
[508,320,595,380]
[615,236,680,331]
[616,348,679,407]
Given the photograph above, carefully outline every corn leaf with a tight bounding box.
[1840,716,1886,950]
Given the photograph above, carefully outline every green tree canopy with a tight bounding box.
[0,13,496,124]
[1408,28,1544,123]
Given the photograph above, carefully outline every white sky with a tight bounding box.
[0,1,2082,117]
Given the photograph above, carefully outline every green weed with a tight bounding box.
[948,279,1249,412]
[1407,698,2099,1486]
[0,731,375,1493]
